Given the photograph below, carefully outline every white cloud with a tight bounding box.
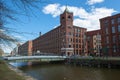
[0,29,5,32]
[42,4,64,17]
[42,4,116,31]
[86,0,104,5]
[0,43,16,53]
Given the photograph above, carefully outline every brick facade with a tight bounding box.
[87,30,101,56]
[18,40,32,56]
[33,8,87,56]
[100,13,120,56]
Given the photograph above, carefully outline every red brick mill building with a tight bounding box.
[17,8,120,57]
[100,13,120,56]
[32,8,87,56]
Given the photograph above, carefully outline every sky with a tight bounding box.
[5,0,120,52]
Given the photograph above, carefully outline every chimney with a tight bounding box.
[39,32,41,36]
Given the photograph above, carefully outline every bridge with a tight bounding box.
[4,56,67,62]
[3,56,120,68]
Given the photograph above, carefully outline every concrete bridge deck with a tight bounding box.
[4,56,67,62]
[4,56,66,60]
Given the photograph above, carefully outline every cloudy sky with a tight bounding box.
[6,0,120,52]
[43,2,115,30]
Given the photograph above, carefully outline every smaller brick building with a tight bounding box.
[18,40,32,56]
[87,30,101,56]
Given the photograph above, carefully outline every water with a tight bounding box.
[9,62,28,67]
[19,64,120,80]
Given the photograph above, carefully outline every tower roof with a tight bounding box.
[63,6,72,13]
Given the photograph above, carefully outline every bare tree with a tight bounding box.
[0,48,4,56]
[0,0,46,48]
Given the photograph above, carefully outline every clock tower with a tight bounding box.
[60,7,73,27]
[60,7,74,56]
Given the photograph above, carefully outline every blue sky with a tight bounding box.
[5,0,120,52]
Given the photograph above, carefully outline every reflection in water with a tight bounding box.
[20,64,120,80]
[9,62,28,67]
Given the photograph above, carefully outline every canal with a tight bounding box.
[19,64,120,80]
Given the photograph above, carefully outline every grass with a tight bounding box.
[0,60,25,80]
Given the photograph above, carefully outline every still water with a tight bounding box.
[19,64,120,80]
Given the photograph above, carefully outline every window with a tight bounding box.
[62,39,65,42]
[75,33,78,37]
[105,27,108,34]
[112,26,115,33]
[78,29,80,32]
[68,38,71,42]
[69,44,71,48]
[68,26,72,29]
[112,36,116,43]
[113,45,116,53]
[96,34,101,39]
[111,19,114,24]
[75,28,77,32]
[64,32,66,35]
[118,17,120,23]
[68,15,72,21]
[62,17,64,19]
[87,36,90,40]
[104,20,108,24]
[83,35,86,40]
[106,36,109,44]
[76,39,78,42]
[119,35,120,41]
[68,32,72,36]
[118,25,120,32]
[79,45,81,48]
[76,44,78,48]
[107,46,109,50]
[68,15,71,19]
[73,39,76,42]
[76,50,78,54]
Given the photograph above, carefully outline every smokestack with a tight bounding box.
[39,32,41,36]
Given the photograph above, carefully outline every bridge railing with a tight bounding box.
[4,55,67,61]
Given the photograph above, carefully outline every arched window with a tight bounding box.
[68,15,71,19]
[62,17,64,19]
